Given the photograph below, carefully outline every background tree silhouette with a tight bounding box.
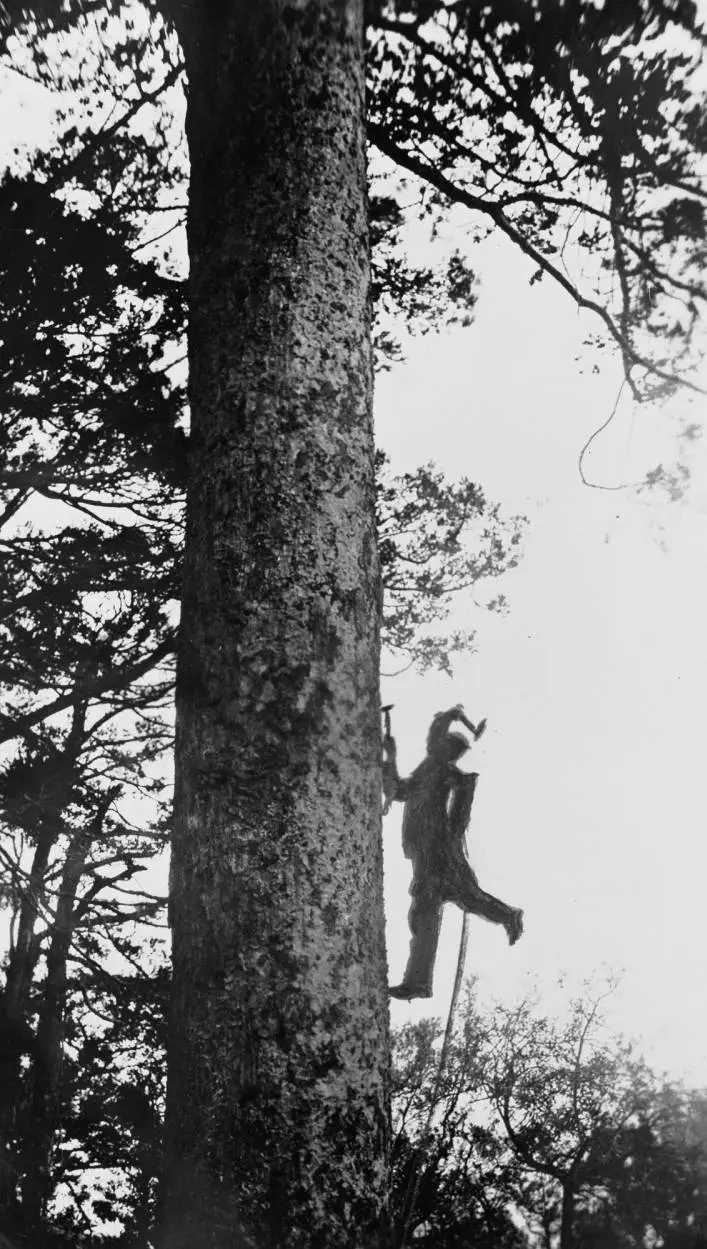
[390,981,707,1249]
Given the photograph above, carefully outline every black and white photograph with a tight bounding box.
[1,2,706,1246]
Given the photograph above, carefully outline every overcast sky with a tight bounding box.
[378,234,707,1083]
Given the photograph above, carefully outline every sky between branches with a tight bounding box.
[380,231,707,1083]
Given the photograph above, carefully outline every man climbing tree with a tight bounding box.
[383,707,523,1000]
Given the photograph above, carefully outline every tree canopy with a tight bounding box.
[367,0,707,401]
[391,982,707,1249]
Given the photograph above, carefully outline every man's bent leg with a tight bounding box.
[444,861,524,945]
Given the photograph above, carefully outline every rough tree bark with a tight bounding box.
[162,3,390,1247]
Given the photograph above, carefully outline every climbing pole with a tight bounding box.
[397,910,470,1247]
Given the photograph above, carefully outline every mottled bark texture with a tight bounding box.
[162,3,389,1247]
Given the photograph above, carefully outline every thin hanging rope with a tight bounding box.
[398,911,470,1248]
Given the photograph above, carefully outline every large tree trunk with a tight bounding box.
[161,3,389,1247]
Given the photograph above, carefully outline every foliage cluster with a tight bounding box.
[391,983,707,1249]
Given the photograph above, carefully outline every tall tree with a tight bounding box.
[0,18,521,1234]
[161,4,390,1247]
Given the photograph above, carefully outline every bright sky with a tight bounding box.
[3,55,707,1086]
[378,236,707,1084]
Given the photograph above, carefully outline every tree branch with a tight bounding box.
[368,124,707,399]
[0,634,176,745]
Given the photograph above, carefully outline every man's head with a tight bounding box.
[429,730,469,762]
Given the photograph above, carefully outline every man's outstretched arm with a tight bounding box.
[382,732,418,811]
[426,705,486,755]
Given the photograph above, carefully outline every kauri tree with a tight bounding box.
[161,4,391,1246]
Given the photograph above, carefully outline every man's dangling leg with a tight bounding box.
[444,859,524,945]
[389,888,444,1000]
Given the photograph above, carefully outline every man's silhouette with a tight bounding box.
[383,706,523,1000]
